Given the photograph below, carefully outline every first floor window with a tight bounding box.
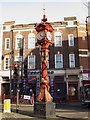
[28,55,35,69]
[54,32,62,47]
[4,57,9,70]
[69,54,75,68]
[68,34,74,46]
[16,34,23,49]
[17,38,22,49]
[55,54,63,68]
[28,33,35,49]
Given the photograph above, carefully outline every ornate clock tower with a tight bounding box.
[34,14,55,118]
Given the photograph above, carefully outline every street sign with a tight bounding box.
[24,95,30,100]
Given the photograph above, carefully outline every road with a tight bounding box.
[0,102,89,120]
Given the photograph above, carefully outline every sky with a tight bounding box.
[0,0,89,63]
[0,0,89,24]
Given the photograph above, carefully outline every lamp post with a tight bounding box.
[34,14,55,118]
[21,37,24,80]
[10,29,14,106]
[13,63,19,113]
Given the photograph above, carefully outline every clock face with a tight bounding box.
[37,31,45,40]
[46,32,52,40]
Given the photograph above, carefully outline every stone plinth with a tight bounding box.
[34,101,56,119]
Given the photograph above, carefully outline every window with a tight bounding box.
[28,33,35,49]
[54,32,62,47]
[82,36,85,40]
[28,55,35,69]
[3,26,6,30]
[82,74,88,80]
[69,54,75,68]
[16,34,23,49]
[15,56,22,62]
[5,38,10,50]
[4,57,9,70]
[68,34,74,46]
[3,25,10,31]
[68,21,73,26]
[55,54,63,68]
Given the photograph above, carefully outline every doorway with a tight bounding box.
[68,82,78,102]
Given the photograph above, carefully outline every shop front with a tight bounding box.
[27,76,40,102]
[53,76,67,104]
[1,77,10,99]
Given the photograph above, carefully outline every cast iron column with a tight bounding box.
[34,15,55,118]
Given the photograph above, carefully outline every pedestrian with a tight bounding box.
[2,93,5,104]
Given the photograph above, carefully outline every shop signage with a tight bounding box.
[24,95,30,100]
[22,79,27,94]
[28,70,54,75]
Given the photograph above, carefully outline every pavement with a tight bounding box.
[0,102,89,120]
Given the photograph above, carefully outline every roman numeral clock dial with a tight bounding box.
[37,31,45,40]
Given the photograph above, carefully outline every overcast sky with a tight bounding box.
[0,0,89,63]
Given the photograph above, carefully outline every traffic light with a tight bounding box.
[13,64,19,77]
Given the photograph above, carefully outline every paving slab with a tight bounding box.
[0,102,89,120]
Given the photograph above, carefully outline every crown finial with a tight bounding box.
[42,8,47,22]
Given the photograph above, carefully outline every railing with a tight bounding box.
[11,95,34,105]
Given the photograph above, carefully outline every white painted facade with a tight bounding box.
[0,64,2,99]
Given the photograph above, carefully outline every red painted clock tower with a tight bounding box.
[34,14,55,118]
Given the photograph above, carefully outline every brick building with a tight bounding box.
[0,16,89,103]
[88,1,90,21]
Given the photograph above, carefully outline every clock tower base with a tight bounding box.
[34,101,56,119]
